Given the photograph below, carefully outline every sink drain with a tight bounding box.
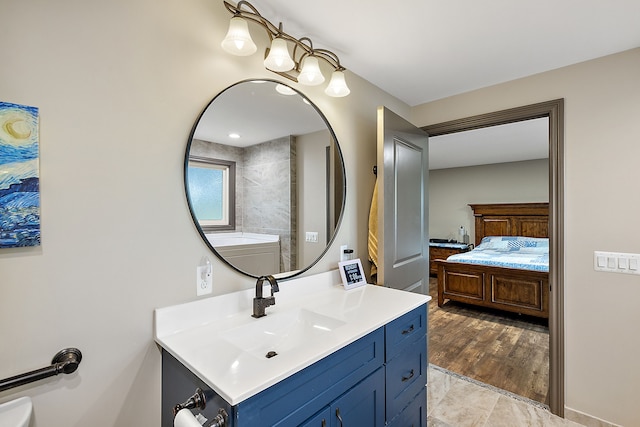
[265,351,278,359]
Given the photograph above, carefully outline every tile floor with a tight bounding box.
[427,365,584,426]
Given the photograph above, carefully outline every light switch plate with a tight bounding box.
[594,251,640,275]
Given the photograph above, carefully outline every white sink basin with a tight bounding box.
[0,397,32,427]
[154,270,431,404]
[220,308,346,359]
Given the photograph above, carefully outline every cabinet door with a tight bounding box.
[330,368,385,426]
[300,407,330,427]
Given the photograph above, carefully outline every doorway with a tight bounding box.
[422,99,564,416]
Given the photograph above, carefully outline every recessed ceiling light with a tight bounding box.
[276,84,296,96]
[229,133,240,139]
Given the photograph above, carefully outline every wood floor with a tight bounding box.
[428,277,550,405]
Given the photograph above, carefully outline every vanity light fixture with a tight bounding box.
[221,0,351,97]
[220,16,257,56]
[297,56,325,86]
[264,37,295,72]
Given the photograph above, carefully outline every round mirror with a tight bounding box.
[184,80,346,279]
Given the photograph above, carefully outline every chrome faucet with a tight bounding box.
[252,275,279,318]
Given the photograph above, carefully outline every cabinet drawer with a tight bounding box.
[385,335,427,419]
[300,407,330,427]
[388,387,426,427]
[385,305,427,361]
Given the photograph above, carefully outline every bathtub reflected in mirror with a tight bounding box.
[185,80,345,279]
[205,232,280,276]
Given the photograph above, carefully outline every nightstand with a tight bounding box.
[429,242,471,275]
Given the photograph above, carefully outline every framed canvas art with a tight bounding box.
[0,101,40,248]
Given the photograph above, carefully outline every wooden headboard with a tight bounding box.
[469,203,549,246]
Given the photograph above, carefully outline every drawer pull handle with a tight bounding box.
[336,408,344,426]
[401,324,415,335]
[402,369,415,382]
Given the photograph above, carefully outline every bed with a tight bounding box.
[435,202,549,319]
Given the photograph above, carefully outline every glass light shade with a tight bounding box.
[263,38,295,72]
[297,56,325,86]
[221,17,257,56]
[325,70,350,97]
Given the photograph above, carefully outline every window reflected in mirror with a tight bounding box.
[187,156,236,231]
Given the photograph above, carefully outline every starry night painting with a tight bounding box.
[0,101,40,248]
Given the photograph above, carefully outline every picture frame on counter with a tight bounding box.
[338,258,367,290]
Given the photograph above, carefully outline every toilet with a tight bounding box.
[0,397,33,427]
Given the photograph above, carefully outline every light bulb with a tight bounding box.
[264,38,295,72]
[297,56,325,86]
[221,17,257,56]
[325,70,350,97]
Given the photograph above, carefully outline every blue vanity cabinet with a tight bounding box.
[161,303,428,427]
[291,301,428,427]
[300,367,385,426]
[299,407,331,426]
[384,304,428,425]
[388,387,427,427]
[234,328,385,426]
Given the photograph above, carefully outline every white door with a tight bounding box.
[376,107,430,294]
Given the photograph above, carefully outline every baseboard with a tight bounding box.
[565,407,622,427]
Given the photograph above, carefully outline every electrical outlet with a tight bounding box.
[197,257,213,295]
[340,244,348,262]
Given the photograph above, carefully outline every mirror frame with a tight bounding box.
[183,79,347,280]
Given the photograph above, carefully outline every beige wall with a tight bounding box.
[2,1,637,425]
[413,48,640,427]
[429,159,549,240]
[0,1,407,426]
[297,130,331,267]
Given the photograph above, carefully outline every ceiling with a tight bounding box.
[213,1,639,168]
[428,117,549,170]
[247,0,640,106]
[194,81,550,170]
[194,81,326,147]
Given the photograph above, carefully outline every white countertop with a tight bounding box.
[154,270,430,405]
